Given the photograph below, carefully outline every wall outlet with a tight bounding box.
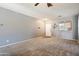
[6,40,9,43]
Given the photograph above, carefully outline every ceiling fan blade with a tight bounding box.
[34,3,39,6]
[47,3,53,7]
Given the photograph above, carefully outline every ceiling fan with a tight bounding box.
[34,3,53,7]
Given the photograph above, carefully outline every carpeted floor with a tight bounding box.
[0,37,79,56]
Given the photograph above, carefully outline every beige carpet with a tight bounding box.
[0,37,79,56]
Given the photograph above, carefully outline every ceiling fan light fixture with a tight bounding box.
[47,3,53,7]
[34,3,39,6]
[34,3,53,7]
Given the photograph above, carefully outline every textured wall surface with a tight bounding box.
[0,7,38,46]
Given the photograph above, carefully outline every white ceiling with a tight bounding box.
[0,3,79,20]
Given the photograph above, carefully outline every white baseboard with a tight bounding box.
[0,38,34,48]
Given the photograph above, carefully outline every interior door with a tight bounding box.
[45,24,52,37]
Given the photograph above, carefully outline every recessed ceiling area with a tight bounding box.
[0,3,79,20]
